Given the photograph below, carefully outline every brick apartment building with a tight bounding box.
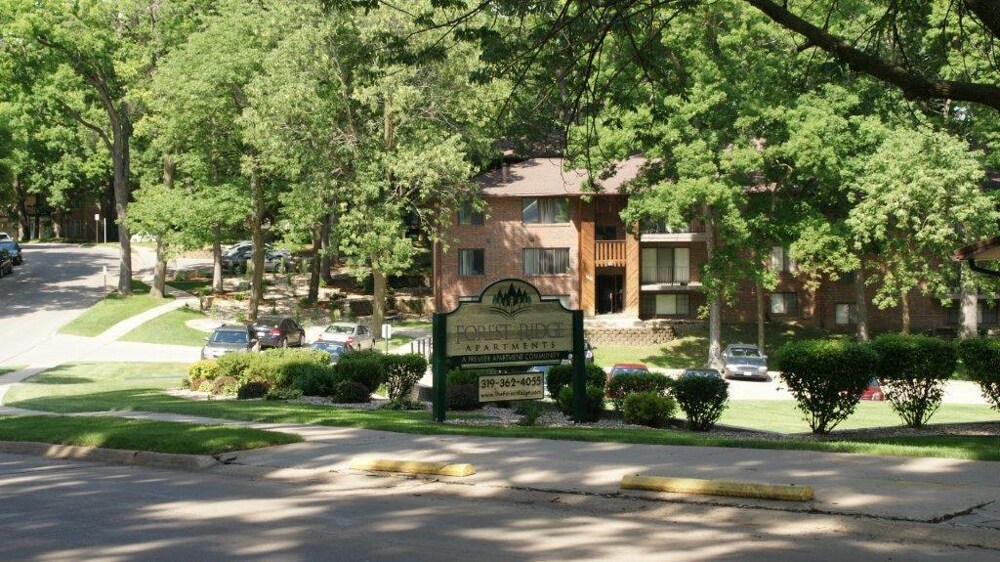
[433,157,998,334]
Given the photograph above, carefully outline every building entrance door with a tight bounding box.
[596,274,624,314]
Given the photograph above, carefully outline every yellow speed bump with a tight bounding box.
[621,474,814,502]
[349,458,476,477]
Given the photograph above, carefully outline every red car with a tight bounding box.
[608,363,650,378]
[861,378,885,401]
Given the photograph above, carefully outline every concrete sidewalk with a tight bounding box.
[1,404,996,527]
[95,285,199,343]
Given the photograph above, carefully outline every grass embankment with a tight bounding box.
[0,366,25,376]
[717,401,996,434]
[0,415,300,455]
[167,278,213,294]
[7,362,999,461]
[120,306,209,347]
[59,280,171,337]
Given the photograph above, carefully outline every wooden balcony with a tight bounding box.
[595,240,626,268]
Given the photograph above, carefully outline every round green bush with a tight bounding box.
[289,364,338,397]
[871,334,956,428]
[546,364,607,398]
[605,372,673,411]
[447,384,480,410]
[210,375,239,396]
[215,352,257,380]
[621,391,677,428]
[556,385,606,422]
[383,354,427,401]
[236,380,271,400]
[188,360,220,383]
[774,339,876,434]
[334,350,386,393]
[446,368,480,386]
[673,375,729,431]
[332,381,371,403]
[957,338,1000,411]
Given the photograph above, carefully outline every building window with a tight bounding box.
[838,271,856,285]
[457,203,483,225]
[769,293,798,315]
[835,303,858,325]
[522,197,569,224]
[523,248,570,275]
[642,221,690,234]
[771,246,797,273]
[641,247,690,284]
[641,294,690,316]
[980,302,999,325]
[458,249,484,276]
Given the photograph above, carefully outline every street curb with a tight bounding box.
[0,441,217,471]
[350,457,477,477]
[621,474,814,502]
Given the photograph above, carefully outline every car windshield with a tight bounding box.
[684,369,719,377]
[729,347,762,358]
[0,242,16,251]
[256,317,282,328]
[325,325,354,334]
[613,367,647,375]
[312,342,346,355]
[211,330,248,344]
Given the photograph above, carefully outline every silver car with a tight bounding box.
[317,322,375,350]
[722,343,769,381]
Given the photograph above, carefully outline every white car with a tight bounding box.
[317,322,376,350]
[0,232,11,241]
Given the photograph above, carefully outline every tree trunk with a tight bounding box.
[248,166,266,322]
[151,236,168,299]
[704,214,723,369]
[212,224,224,294]
[113,112,134,295]
[12,173,29,242]
[900,289,911,335]
[371,266,386,341]
[755,280,766,350]
[308,224,322,303]
[959,264,979,339]
[52,211,62,239]
[320,212,335,284]
[854,261,870,342]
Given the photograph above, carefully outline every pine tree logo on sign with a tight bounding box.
[489,283,533,319]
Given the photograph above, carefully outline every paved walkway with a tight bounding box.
[95,284,200,343]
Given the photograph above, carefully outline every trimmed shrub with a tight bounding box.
[332,381,371,403]
[384,353,428,401]
[512,400,542,426]
[236,380,271,400]
[556,385,606,422]
[266,387,303,401]
[673,374,729,431]
[188,360,220,383]
[871,334,956,428]
[957,338,1000,411]
[215,352,257,380]
[188,377,205,392]
[334,350,386,394]
[447,384,480,410]
[606,373,673,411]
[210,375,239,396]
[775,339,876,434]
[289,364,338,397]
[446,368,480,386]
[546,364,607,398]
[622,392,677,428]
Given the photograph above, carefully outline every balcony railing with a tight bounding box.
[641,266,691,285]
[595,240,626,267]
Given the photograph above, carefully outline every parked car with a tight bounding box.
[0,249,12,278]
[317,322,376,349]
[0,240,23,265]
[861,378,886,401]
[680,368,723,380]
[310,341,349,364]
[722,343,769,381]
[0,232,11,241]
[608,363,650,378]
[222,247,289,274]
[201,325,257,360]
[563,339,595,364]
[252,315,305,348]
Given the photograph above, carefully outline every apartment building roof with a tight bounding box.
[478,155,646,197]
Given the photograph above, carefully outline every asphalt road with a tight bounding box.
[0,454,992,562]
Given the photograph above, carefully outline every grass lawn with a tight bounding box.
[0,415,300,455]
[168,278,213,294]
[7,362,999,462]
[0,365,25,376]
[592,323,832,369]
[716,400,998,434]
[120,306,209,347]
[393,319,432,329]
[59,280,171,337]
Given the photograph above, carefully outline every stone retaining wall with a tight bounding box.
[584,324,677,346]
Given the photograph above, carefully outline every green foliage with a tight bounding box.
[236,380,271,400]
[956,338,1000,411]
[622,392,677,429]
[265,387,303,401]
[378,397,426,411]
[556,385,606,423]
[210,375,239,396]
[871,334,956,428]
[673,375,730,431]
[446,368,480,387]
[334,350,386,394]
[546,364,607,398]
[288,365,338,397]
[605,373,673,411]
[512,400,542,426]
[188,360,220,383]
[332,381,371,404]
[775,339,877,434]
[446,384,480,410]
[383,353,427,401]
